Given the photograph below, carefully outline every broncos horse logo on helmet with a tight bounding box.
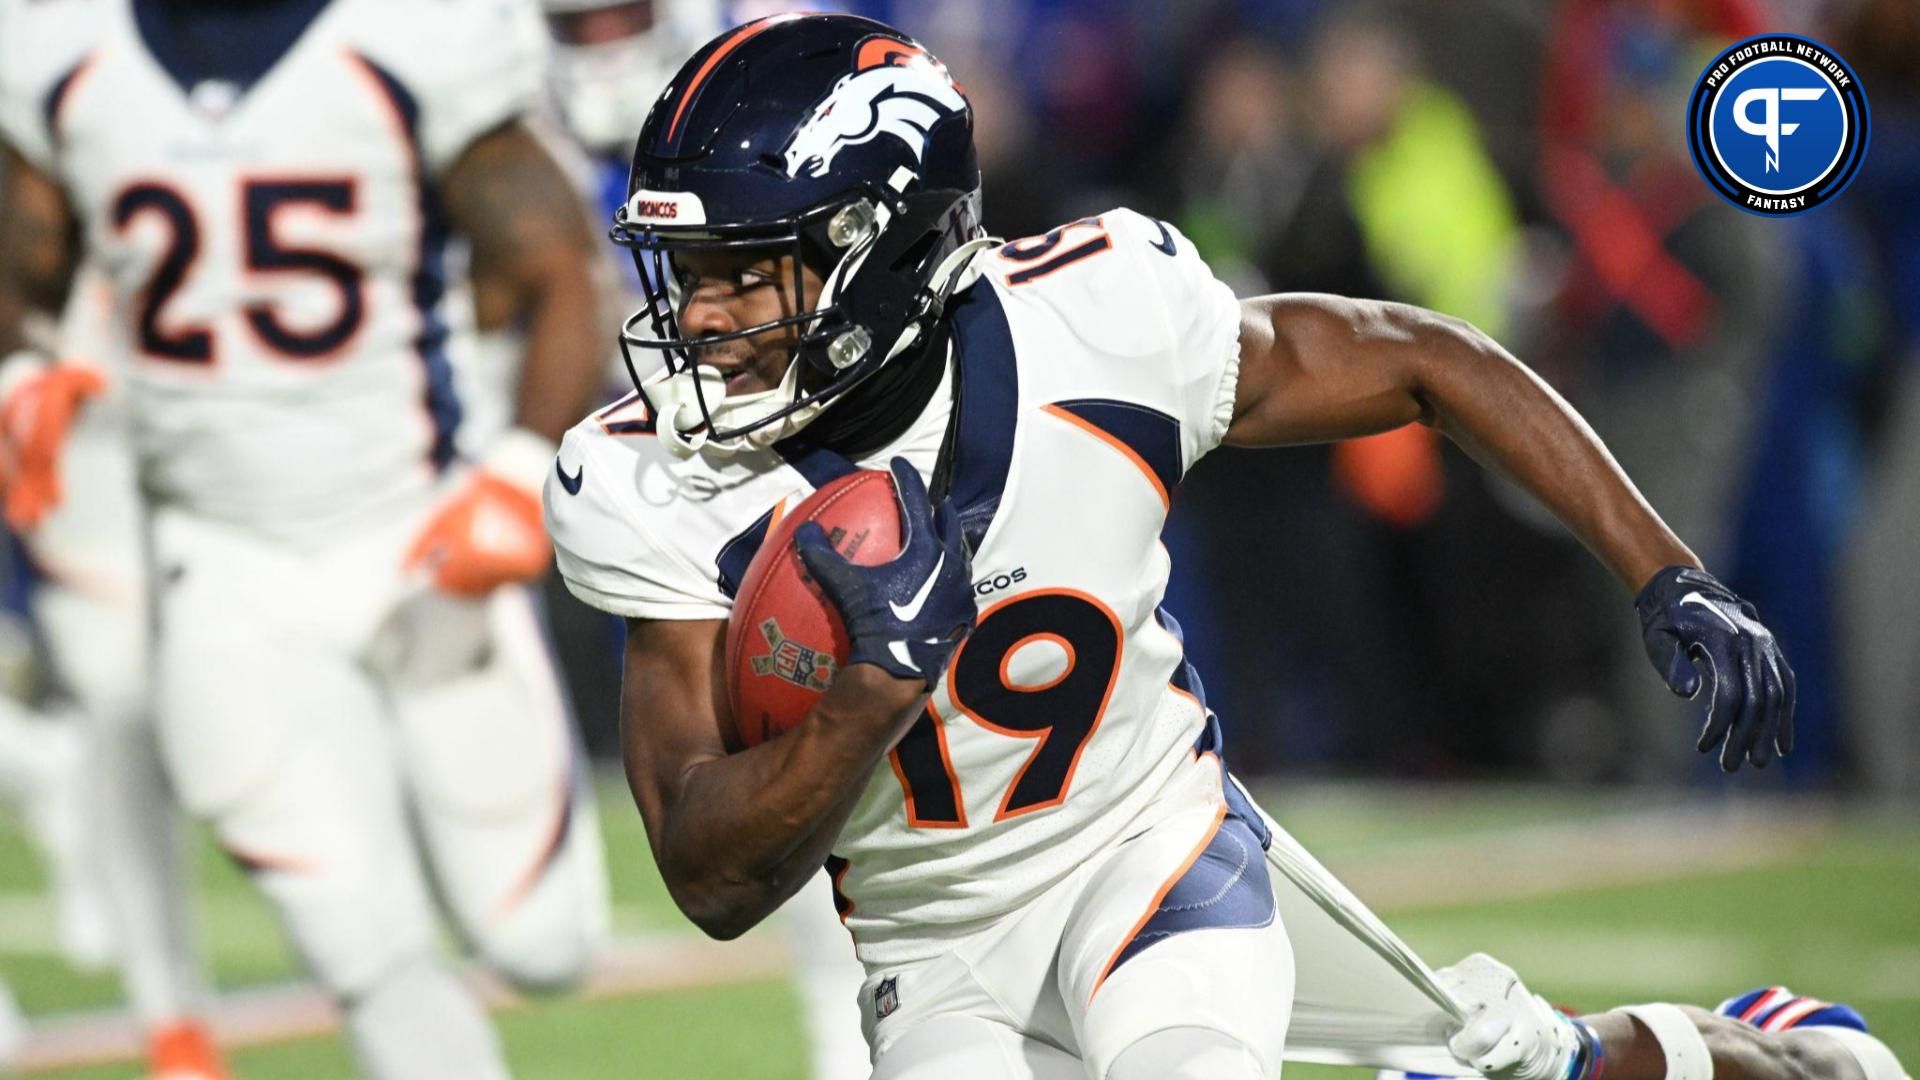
[782,40,968,179]
[609,14,988,458]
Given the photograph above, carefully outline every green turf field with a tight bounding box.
[2,776,1914,1078]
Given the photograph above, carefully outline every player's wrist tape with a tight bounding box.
[1614,1004,1712,1080]
[1563,1017,1605,1080]
[480,426,559,498]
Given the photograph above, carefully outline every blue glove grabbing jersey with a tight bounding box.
[1634,566,1796,773]
[795,457,976,688]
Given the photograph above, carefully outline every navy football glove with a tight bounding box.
[795,457,976,688]
[1635,566,1795,772]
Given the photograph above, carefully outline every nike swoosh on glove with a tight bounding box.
[795,457,976,687]
[407,429,554,597]
[1635,565,1796,772]
[0,356,105,530]
[1440,953,1581,1080]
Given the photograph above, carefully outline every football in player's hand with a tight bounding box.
[726,469,904,748]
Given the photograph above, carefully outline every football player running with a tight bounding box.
[539,4,873,1079]
[0,0,612,1076]
[545,14,1795,1079]
[1428,954,1909,1080]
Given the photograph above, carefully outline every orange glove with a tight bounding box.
[0,355,106,530]
[406,428,555,597]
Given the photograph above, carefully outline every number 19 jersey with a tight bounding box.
[0,0,545,539]
[547,209,1245,967]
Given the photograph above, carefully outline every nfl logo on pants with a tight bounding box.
[874,977,900,1021]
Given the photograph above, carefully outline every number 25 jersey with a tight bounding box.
[0,0,544,537]
[548,209,1245,967]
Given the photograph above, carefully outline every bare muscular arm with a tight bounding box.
[0,143,80,355]
[620,616,926,939]
[1227,294,1696,591]
[1585,1009,1865,1080]
[439,122,603,444]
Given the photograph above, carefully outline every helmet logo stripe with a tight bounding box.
[665,14,801,145]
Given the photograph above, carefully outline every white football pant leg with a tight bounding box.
[380,586,609,992]
[785,872,872,1079]
[154,513,509,1080]
[34,581,207,1023]
[1055,790,1293,1080]
[869,1014,1085,1080]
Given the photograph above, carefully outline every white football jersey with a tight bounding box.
[548,209,1244,967]
[0,0,545,539]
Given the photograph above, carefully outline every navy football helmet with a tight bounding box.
[610,13,988,456]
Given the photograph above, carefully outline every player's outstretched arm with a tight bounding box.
[619,616,928,940]
[1439,955,1901,1080]
[1228,295,1792,771]
[1583,1007,1865,1080]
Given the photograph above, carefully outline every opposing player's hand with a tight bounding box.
[0,356,106,530]
[407,429,553,597]
[1440,954,1582,1080]
[795,457,975,688]
[1635,565,1795,772]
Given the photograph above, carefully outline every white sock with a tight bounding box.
[345,955,510,1080]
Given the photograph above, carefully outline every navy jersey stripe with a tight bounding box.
[945,284,1020,551]
[715,504,778,601]
[1051,398,1183,501]
[352,53,462,470]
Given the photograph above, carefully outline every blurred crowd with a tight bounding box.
[799,0,1920,793]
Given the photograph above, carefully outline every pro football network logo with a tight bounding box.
[1686,34,1869,216]
[749,618,836,692]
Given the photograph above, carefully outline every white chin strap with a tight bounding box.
[651,236,998,461]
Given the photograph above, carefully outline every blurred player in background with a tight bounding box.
[540,5,872,1078]
[548,13,1795,1079]
[0,258,228,1077]
[0,0,613,1076]
[1425,954,1910,1080]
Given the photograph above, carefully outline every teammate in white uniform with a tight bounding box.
[546,14,1796,1079]
[0,0,613,1076]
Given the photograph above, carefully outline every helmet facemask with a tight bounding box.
[612,180,986,458]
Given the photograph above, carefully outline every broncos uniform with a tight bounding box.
[0,1,609,1068]
[550,206,1294,1075]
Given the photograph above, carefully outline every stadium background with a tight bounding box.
[1,0,1916,1075]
